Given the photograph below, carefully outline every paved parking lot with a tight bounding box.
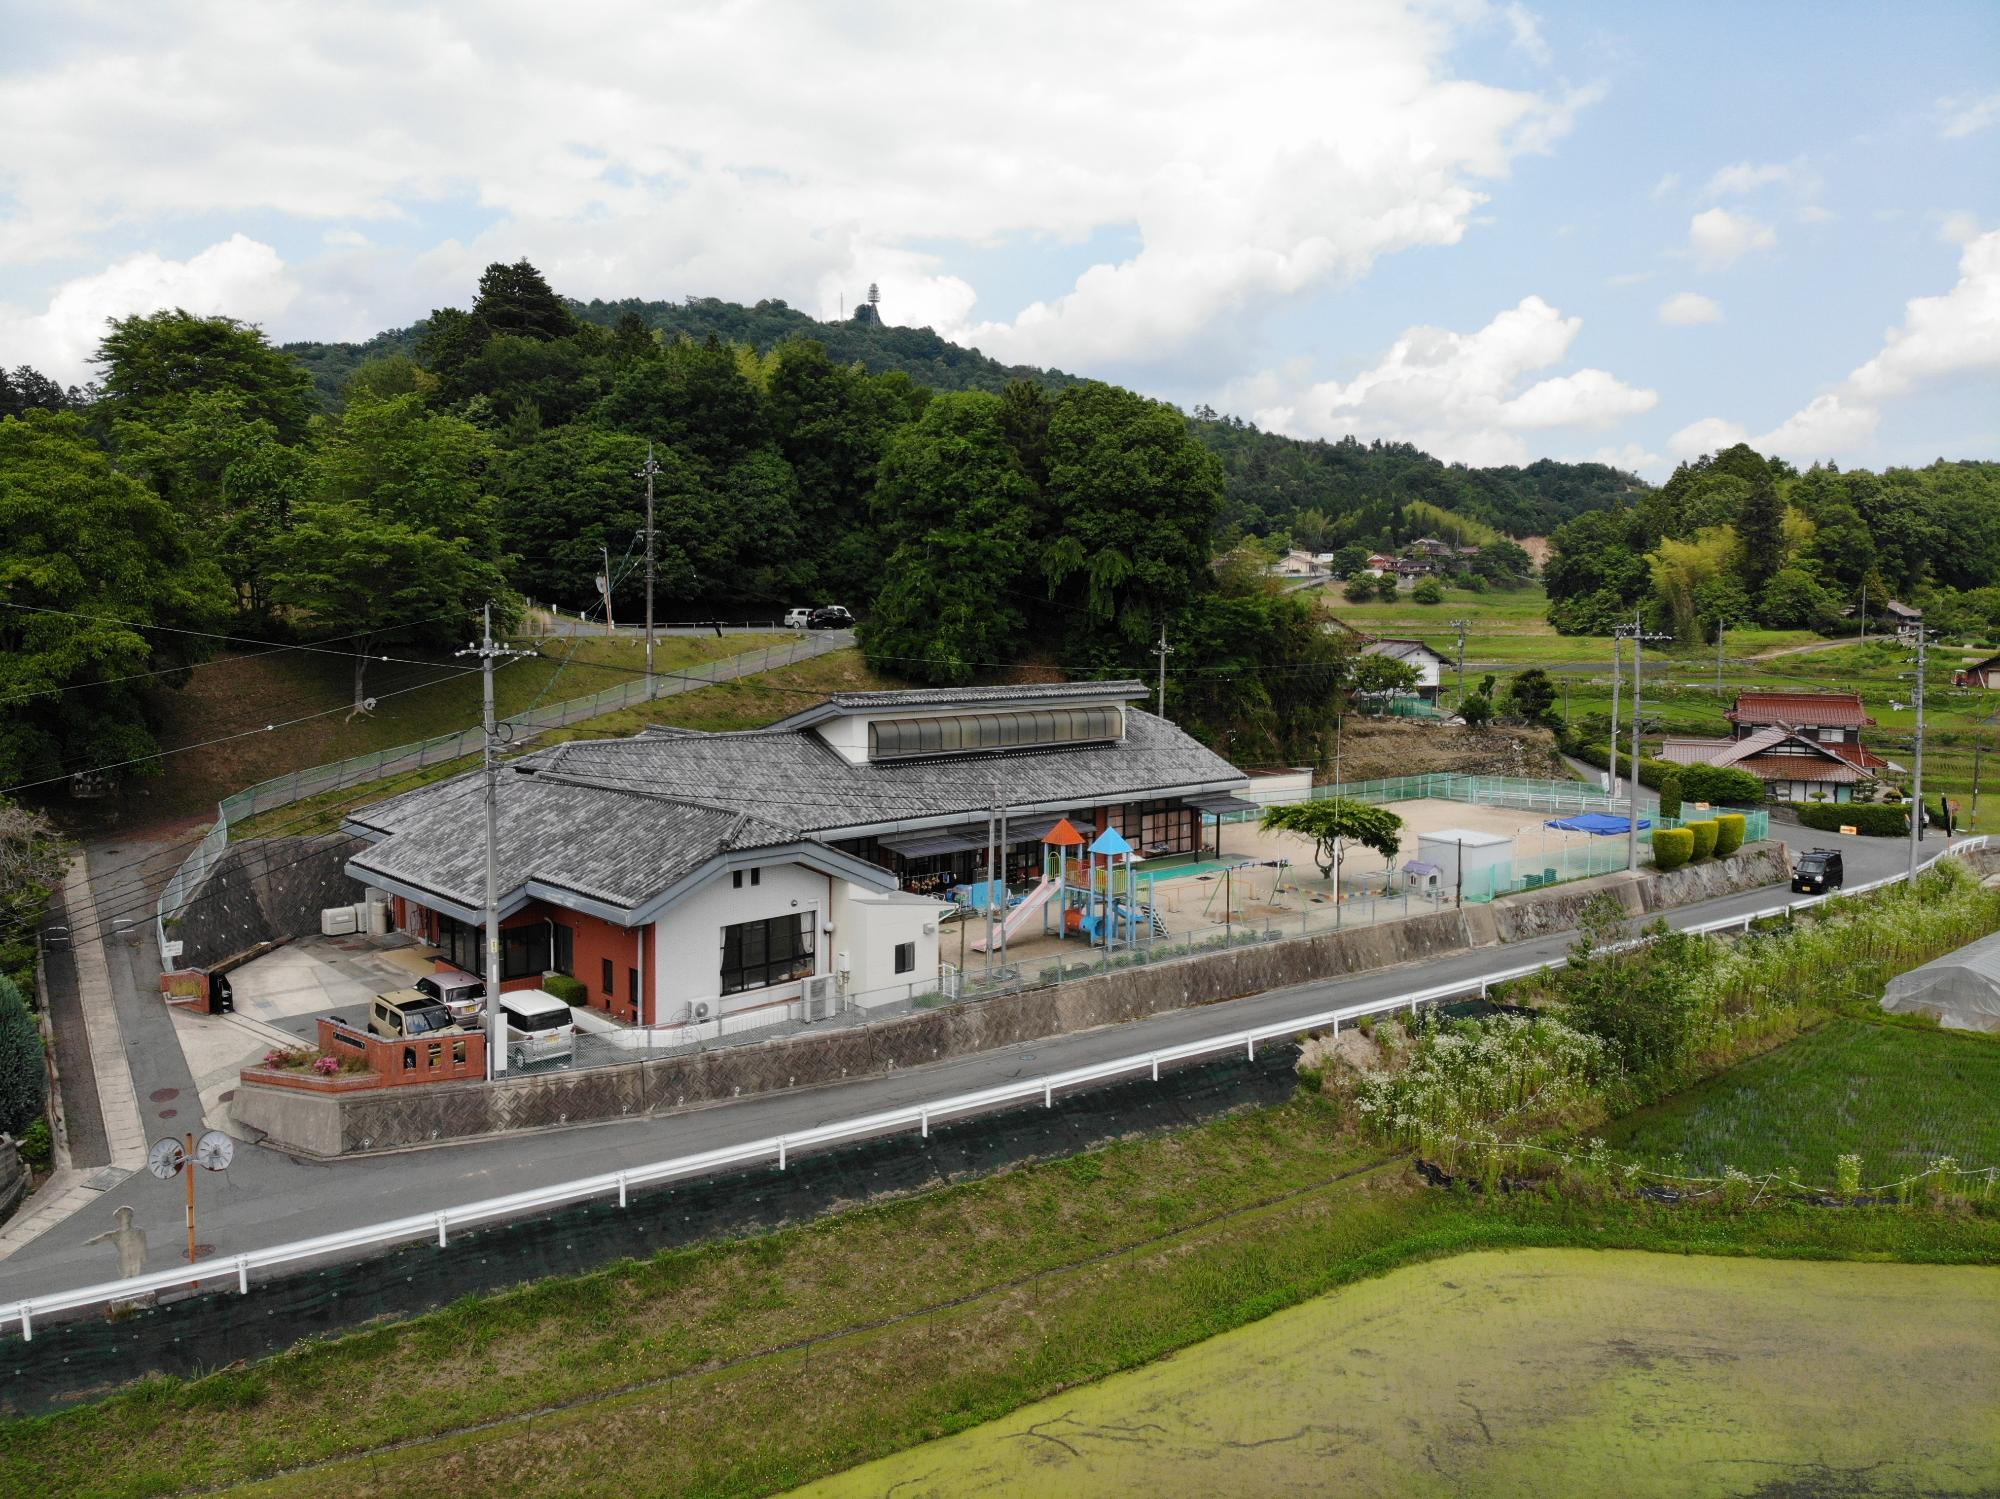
[230,932,437,1040]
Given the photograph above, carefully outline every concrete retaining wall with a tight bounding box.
[236,843,1794,1157]
[172,835,367,970]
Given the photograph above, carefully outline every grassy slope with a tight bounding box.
[6,1075,1997,1497]
[228,648,905,838]
[1599,1016,2000,1180]
[122,633,788,826]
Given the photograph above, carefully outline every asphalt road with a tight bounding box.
[0,816,1953,1311]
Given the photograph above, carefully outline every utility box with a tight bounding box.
[321,905,359,936]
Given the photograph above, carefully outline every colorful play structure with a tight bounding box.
[962,818,1293,955]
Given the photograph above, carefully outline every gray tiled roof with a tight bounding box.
[348,705,1247,915]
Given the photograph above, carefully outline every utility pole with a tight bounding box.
[1904,623,1930,878]
[1450,618,1470,707]
[1972,732,1984,832]
[1617,614,1672,872]
[1715,620,1725,696]
[1152,620,1173,718]
[1607,634,1623,799]
[599,546,616,633]
[638,444,660,698]
[459,604,533,1080]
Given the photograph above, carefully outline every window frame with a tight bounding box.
[720,912,817,996]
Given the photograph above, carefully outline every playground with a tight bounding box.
[941,796,1650,979]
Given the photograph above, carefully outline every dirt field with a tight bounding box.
[791,1248,2000,1498]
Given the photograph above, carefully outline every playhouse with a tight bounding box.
[1414,828,1514,900]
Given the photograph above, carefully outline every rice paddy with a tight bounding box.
[1598,1017,2000,1183]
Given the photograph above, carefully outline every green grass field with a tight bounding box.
[1599,1018,2000,1182]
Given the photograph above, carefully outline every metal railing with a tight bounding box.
[15,835,1984,1342]
[153,633,841,964]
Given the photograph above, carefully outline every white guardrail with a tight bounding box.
[10,835,1987,1342]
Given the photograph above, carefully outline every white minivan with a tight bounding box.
[500,993,576,1070]
[783,607,812,630]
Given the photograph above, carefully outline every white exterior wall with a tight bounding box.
[1417,829,1514,893]
[648,860,830,1023]
[1243,768,1313,808]
[832,885,948,1007]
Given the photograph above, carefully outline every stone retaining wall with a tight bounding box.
[233,845,1786,1157]
[173,835,366,970]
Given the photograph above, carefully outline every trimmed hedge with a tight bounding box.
[542,972,588,1007]
[1673,763,1766,807]
[0,975,45,1138]
[1651,827,1694,871]
[1792,802,1908,837]
[1686,820,1719,861]
[1657,770,1682,820]
[1713,812,1747,858]
[1566,742,1763,808]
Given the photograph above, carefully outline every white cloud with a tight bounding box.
[1939,91,2000,140]
[0,1,1594,378]
[1797,204,1835,225]
[1649,173,1680,201]
[1669,229,2000,465]
[1846,229,2000,399]
[1502,4,1552,66]
[1657,291,1723,326]
[1938,211,1982,247]
[1667,416,1749,460]
[1252,295,1656,466]
[1703,161,1795,197]
[0,234,297,383]
[1687,208,1777,269]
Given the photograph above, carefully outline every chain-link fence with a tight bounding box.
[155,633,842,965]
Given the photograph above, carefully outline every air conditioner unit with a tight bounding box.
[320,905,359,936]
[802,974,835,1021]
[690,1000,713,1023]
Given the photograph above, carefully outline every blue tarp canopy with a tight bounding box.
[1546,812,1650,835]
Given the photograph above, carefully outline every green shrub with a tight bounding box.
[542,972,588,1006]
[1686,821,1719,861]
[1657,771,1682,820]
[1675,764,1766,807]
[1713,812,1746,858]
[18,1115,51,1171]
[1793,802,1908,836]
[1651,827,1694,872]
[0,975,45,1137]
[1412,578,1444,605]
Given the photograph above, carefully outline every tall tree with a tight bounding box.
[471,259,577,343]
[1736,474,1786,598]
[273,393,509,713]
[0,412,226,785]
[861,392,1035,684]
[93,309,314,442]
[1040,382,1224,649]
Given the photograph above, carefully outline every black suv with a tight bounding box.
[808,605,854,630]
[1791,848,1844,894]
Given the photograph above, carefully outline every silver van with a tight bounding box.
[783,607,812,630]
[414,968,485,1028]
[501,993,576,1070]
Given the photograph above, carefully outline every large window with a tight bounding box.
[436,917,563,981]
[721,913,816,996]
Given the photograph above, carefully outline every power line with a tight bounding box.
[0,599,472,664]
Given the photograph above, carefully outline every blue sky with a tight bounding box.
[0,1,1994,479]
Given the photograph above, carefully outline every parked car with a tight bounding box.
[501,992,577,1070]
[1791,848,1844,894]
[808,605,854,630]
[366,990,456,1040]
[413,968,485,1028]
[783,607,812,630]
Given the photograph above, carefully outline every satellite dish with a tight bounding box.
[194,1130,235,1172]
[148,1136,185,1180]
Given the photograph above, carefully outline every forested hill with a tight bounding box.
[282,296,1085,410]
[282,294,1645,544]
